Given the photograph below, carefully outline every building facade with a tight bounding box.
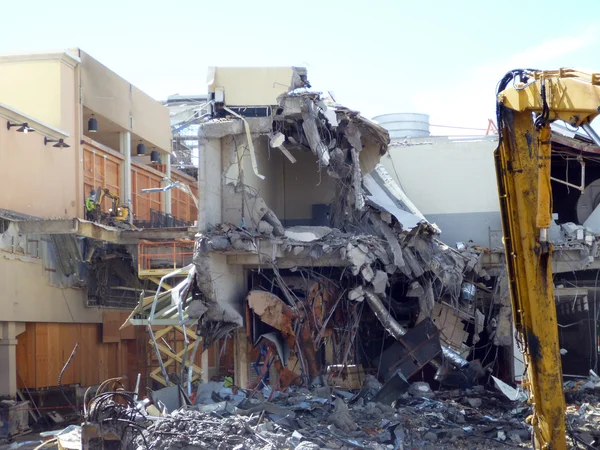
[0,50,202,397]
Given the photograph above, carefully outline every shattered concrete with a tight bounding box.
[83,374,600,450]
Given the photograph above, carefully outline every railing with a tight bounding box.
[134,209,192,229]
[138,239,195,277]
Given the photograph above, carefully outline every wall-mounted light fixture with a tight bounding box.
[88,114,98,133]
[150,148,160,163]
[136,140,146,155]
[44,137,70,148]
[7,121,34,133]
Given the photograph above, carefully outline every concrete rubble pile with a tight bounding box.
[15,372,600,449]
[41,373,600,450]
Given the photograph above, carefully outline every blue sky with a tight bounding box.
[2,0,599,134]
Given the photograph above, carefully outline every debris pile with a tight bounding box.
[14,372,600,449]
[81,377,539,450]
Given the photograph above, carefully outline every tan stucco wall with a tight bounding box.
[131,86,171,151]
[79,50,171,152]
[0,258,101,323]
[0,60,62,128]
[0,114,78,218]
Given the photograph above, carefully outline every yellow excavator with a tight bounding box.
[495,69,600,449]
[92,186,130,225]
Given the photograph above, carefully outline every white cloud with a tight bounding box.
[507,25,597,68]
[412,25,599,136]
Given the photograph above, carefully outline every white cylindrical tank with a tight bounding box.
[372,113,430,139]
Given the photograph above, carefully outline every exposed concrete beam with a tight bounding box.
[16,219,197,244]
[16,218,79,234]
[16,219,122,243]
[226,254,349,268]
[119,228,197,244]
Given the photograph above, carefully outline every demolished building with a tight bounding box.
[129,67,508,402]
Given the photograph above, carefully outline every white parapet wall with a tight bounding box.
[379,135,502,248]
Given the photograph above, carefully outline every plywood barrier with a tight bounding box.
[16,320,131,390]
[131,164,162,221]
[17,316,234,392]
[171,171,198,224]
[83,138,122,213]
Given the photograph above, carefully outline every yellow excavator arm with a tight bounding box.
[496,69,600,449]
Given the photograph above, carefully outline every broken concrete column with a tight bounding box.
[193,244,245,349]
[233,328,250,389]
[419,279,435,318]
[372,270,389,294]
[369,213,407,273]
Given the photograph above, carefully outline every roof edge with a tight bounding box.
[0,101,70,139]
[0,50,80,68]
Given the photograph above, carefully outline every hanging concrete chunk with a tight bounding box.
[301,99,331,166]
[345,121,363,152]
[372,270,389,294]
[419,279,435,317]
[348,286,365,302]
[351,148,365,210]
[247,290,296,344]
[361,264,375,282]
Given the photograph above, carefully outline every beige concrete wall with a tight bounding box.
[239,136,285,218]
[219,134,335,226]
[0,115,78,218]
[209,67,296,106]
[0,60,62,128]
[80,50,171,152]
[220,135,283,226]
[283,148,335,222]
[0,257,101,323]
